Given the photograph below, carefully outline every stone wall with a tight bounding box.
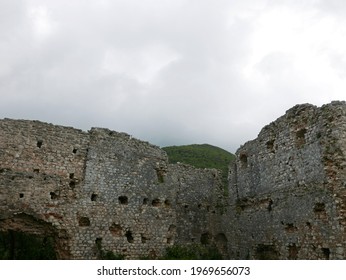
[0,119,89,258]
[226,101,346,259]
[1,100,345,260]
[0,118,224,259]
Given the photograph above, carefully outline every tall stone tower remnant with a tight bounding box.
[227,101,346,259]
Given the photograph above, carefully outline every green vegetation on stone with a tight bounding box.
[162,144,235,188]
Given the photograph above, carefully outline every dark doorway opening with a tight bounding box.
[0,213,69,259]
[0,230,57,259]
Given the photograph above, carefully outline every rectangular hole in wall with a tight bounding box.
[295,128,307,147]
[91,193,98,201]
[78,217,90,227]
[118,196,128,205]
[50,192,58,200]
[125,230,134,243]
[152,198,161,207]
[239,153,248,168]
[322,248,330,260]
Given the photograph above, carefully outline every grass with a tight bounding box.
[162,144,235,189]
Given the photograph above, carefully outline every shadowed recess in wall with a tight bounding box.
[0,213,68,259]
[0,230,56,259]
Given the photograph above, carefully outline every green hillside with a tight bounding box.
[162,144,235,188]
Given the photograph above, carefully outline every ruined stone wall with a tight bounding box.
[168,163,227,252]
[0,119,89,258]
[227,101,346,259]
[73,127,177,259]
[0,118,224,259]
[2,101,345,260]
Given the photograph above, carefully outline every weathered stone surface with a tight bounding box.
[1,100,345,259]
[0,119,223,259]
[226,101,346,259]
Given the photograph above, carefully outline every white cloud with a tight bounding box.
[28,5,57,39]
[102,44,181,85]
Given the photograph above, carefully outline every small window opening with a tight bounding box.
[72,148,77,154]
[95,237,102,245]
[267,199,273,212]
[50,192,58,200]
[155,167,166,183]
[164,199,171,207]
[296,128,307,147]
[314,202,325,213]
[125,230,134,243]
[37,140,43,148]
[152,198,161,207]
[239,153,248,168]
[95,238,102,251]
[19,193,24,198]
[118,196,128,205]
[266,139,275,153]
[78,217,90,227]
[200,232,211,245]
[322,248,330,260]
[296,128,307,139]
[91,193,98,201]
[69,173,74,179]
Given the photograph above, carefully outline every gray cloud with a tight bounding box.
[1,0,346,152]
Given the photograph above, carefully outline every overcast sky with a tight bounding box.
[1,0,346,152]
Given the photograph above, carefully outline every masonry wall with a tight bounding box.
[0,118,224,259]
[0,119,89,258]
[2,101,345,260]
[168,163,228,257]
[227,101,346,259]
